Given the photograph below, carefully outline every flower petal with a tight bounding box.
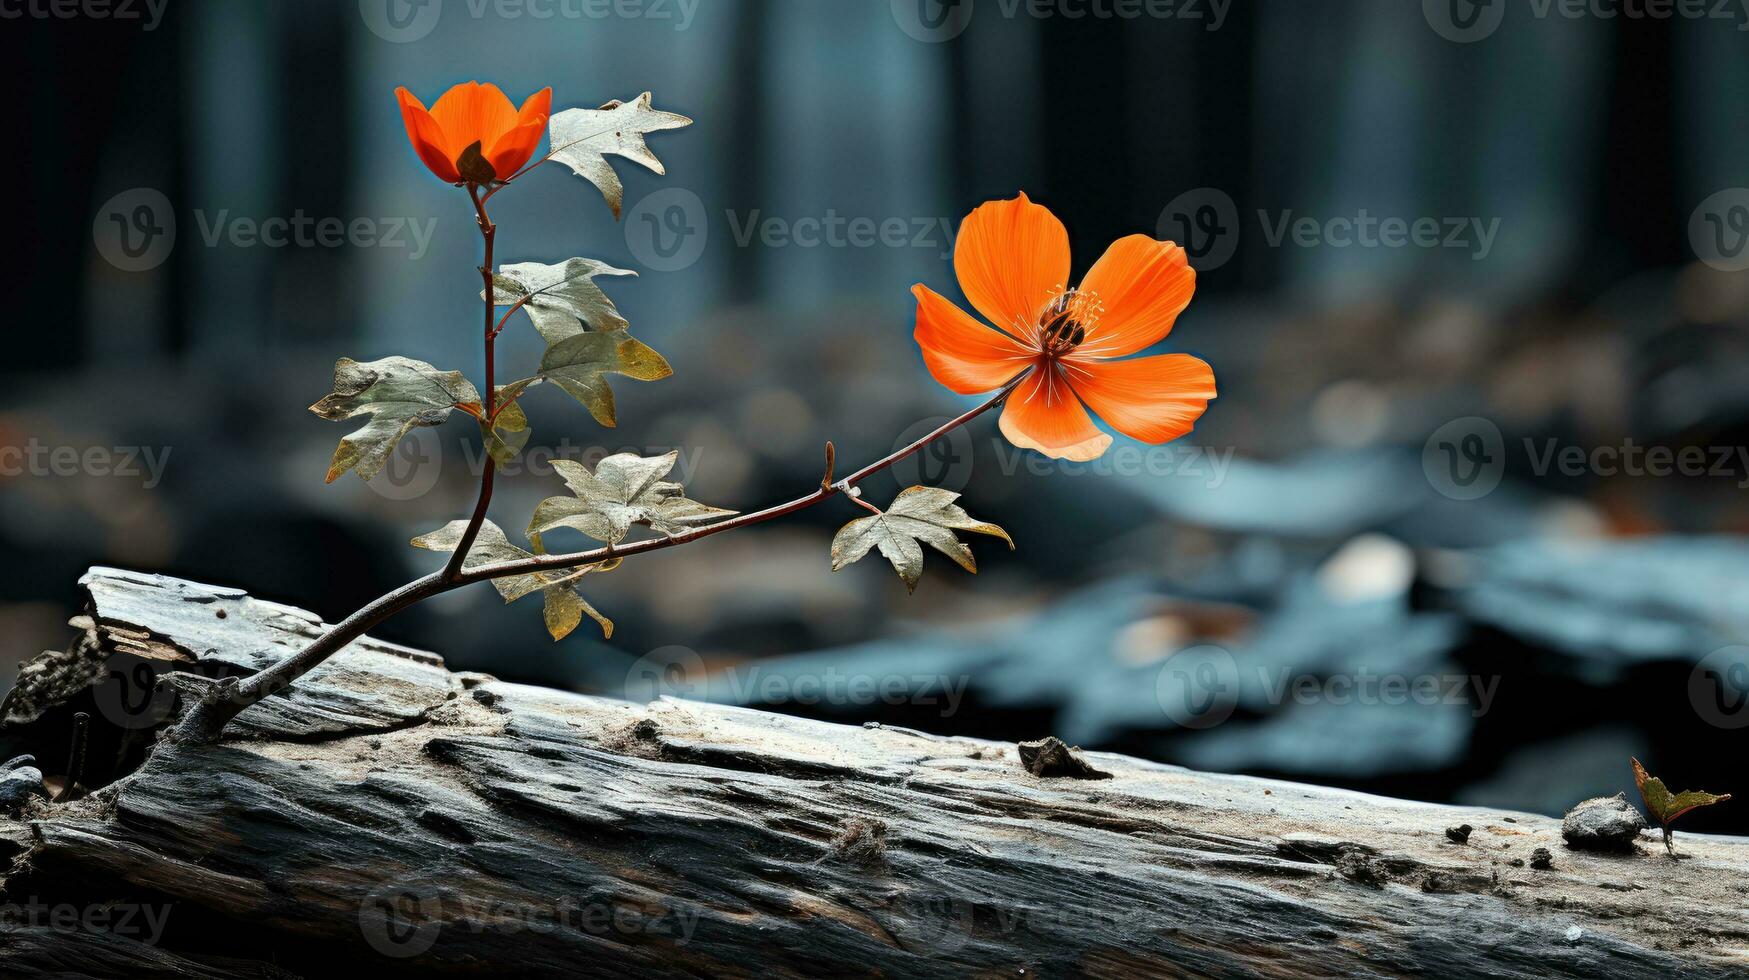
[998,366,1112,462]
[954,193,1071,341]
[486,87,551,177]
[429,81,521,161]
[1075,235,1196,358]
[1064,353,1215,445]
[396,87,462,184]
[912,284,1036,394]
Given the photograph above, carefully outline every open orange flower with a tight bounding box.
[395,81,553,185]
[913,193,1216,461]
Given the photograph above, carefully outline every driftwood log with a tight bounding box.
[0,568,1746,978]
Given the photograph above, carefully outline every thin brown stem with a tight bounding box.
[440,185,499,584]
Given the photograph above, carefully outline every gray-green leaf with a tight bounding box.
[480,399,531,469]
[311,356,479,484]
[830,487,1014,594]
[410,519,614,640]
[529,450,735,548]
[489,258,635,343]
[545,93,692,218]
[503,330,672,427]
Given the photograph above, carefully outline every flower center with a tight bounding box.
[1036,288,1100,357]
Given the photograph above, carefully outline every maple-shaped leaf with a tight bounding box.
[311,356,479,483]
[411,519,614,641]
[545,93,692,218]
[1633,757,1731,855]
[489,258,635,343]
[830,487,1014,594]
[501,330,672,428]
[528,450,734,549]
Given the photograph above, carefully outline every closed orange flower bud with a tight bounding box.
[395,81,552,185]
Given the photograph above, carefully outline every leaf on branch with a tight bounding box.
[528,450,734,549]
[830,487,1014,594]
[503,330,672,427]
[1633,757,1731,830]
[480,399,531,468]
[545,93,692,218]
[311,356,480,483]
[410,519,614,641]
[489,258,636,343]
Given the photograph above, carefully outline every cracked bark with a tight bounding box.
[1,568,1747,978]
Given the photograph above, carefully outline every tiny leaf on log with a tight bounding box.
[830,487,1013,594]
[311,356,479,483]
[545,93,693,218]
[528,450,734,548]
[1632,757,1730,830]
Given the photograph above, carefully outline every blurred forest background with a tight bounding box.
[6,0,1749,830]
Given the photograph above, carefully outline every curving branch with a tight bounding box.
[171,377,1025,744]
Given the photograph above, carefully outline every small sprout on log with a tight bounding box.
[1017,736,1111,780]
[1632,757,1731,858]
[1445,824,1473,845]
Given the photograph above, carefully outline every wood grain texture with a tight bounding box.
[2,568,1747,978]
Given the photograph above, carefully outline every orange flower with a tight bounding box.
[913,193,1216,461]
[395,81,553,185]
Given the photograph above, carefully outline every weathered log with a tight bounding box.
[2,567,1747,978]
